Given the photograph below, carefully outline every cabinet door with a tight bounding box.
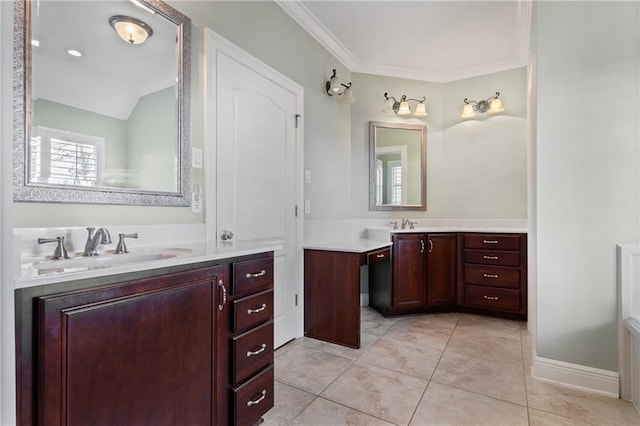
[427,234,457,307]
[37,267,225,426]
[392,234,427,310]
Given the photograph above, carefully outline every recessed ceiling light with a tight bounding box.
[66,49,83,57]
[31,39,40,47]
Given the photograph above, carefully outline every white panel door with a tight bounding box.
[216,51,298,348]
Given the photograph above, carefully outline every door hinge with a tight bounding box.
[295,294,299,306]
[295,205,298,217]
[295,114,301,128]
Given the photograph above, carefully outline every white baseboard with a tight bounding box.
[532,356,619,398]
[360,293,369,307]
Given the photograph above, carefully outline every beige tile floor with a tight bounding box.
[263,308,640,425]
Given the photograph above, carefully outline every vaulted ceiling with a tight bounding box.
[277,0,532,83]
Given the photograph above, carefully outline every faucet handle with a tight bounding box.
[38,236,70,260]
[114,233,138,254]
[408,220,417,230]
[390,221,398,230]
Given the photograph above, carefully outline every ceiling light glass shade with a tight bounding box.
[413,102,427,117]
[109,15,153,44]
[489,97,504,114]
[328,76,341,93]
[461,103,476,119]
[341,87,355,105]
[397,101,411,116]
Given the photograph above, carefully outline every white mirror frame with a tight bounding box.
[13,0,192,206]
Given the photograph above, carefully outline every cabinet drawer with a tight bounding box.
[464,265,520,289]
[233,321,274,384]
[464,285,520,311]
[367,247,391,265]
[233,258,273,295]
[233,365,274,426]
[463,234,521,251]
[234,290,273,334]
[464,249,520,267]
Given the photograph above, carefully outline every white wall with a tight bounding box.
[536,1,640,371]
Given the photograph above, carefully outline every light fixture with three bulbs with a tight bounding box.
[383,93,427,117]
[325,69,355,105]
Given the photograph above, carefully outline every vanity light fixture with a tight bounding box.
[461,91,504,119]
[109,15,153,45]
[325,69,355,104]
[383,93,427,117]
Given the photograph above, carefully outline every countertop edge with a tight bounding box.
[303,239,393,253]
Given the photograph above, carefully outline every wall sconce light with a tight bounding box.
[383,93,427,117]
[325,69,355,104]
[461,91,504,119]
[109,15,153,45]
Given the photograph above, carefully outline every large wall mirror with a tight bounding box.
[369,121,426,211]
[13,0,191,205]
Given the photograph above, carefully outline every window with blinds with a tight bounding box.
[30,127,104,187]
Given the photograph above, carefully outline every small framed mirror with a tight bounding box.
[13,0,191,206]
[369,121,426,211]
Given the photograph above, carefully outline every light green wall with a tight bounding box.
[126,87,176,191]
[536,1,640,371]
[351,67,527,220]
[32,99,127,171]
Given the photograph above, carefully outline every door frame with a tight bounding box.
[204,29,305,340]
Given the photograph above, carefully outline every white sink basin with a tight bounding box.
[26,247,193,275]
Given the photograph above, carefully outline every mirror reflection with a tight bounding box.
[14,0,191,205]
[369,121,426,211]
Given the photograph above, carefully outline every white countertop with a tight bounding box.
[303,239,392,253]
[366,226,527,242]
[15,239,282,289]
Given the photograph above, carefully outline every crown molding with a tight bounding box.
[277,0,532,83]
[275,0,356,70]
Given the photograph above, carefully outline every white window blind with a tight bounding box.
[30,127,104,187]
[390,164,403,205]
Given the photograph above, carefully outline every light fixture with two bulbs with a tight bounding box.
[325,69,355,105]
[461,92,504,119]
[383,93,427,117]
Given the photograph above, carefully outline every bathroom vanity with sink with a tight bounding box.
[15,241,278,426]
[367,228,528,321]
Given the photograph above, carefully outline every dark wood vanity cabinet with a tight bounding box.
[391,233,428,311]
[458,233,527,319]
[371,233,457,316]
[20,252,274,426]
[216,255,275,425]
[426,233,457,308]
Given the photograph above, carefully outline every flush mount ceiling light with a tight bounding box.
[461,91,504,119]
[109,15,153,45]
[383,93,427,117]
[325,69,355,105]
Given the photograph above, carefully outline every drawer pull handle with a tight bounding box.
[483,273,499,278]
[247,304,267,314]
[247,390,267,407]
[483,296,499,301]
[247,344,267,357]
[376,253,385,258]
[483,240,499,244]
[246,270,266,279]
[483,255,499,260]
[217,280,227,311]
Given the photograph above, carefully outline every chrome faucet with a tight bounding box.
[400,219,417,230]
[83,227,112,256]
[38,236,70,259]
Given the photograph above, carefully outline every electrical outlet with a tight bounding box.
[304,200,311,214]
[305,170,311,184]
